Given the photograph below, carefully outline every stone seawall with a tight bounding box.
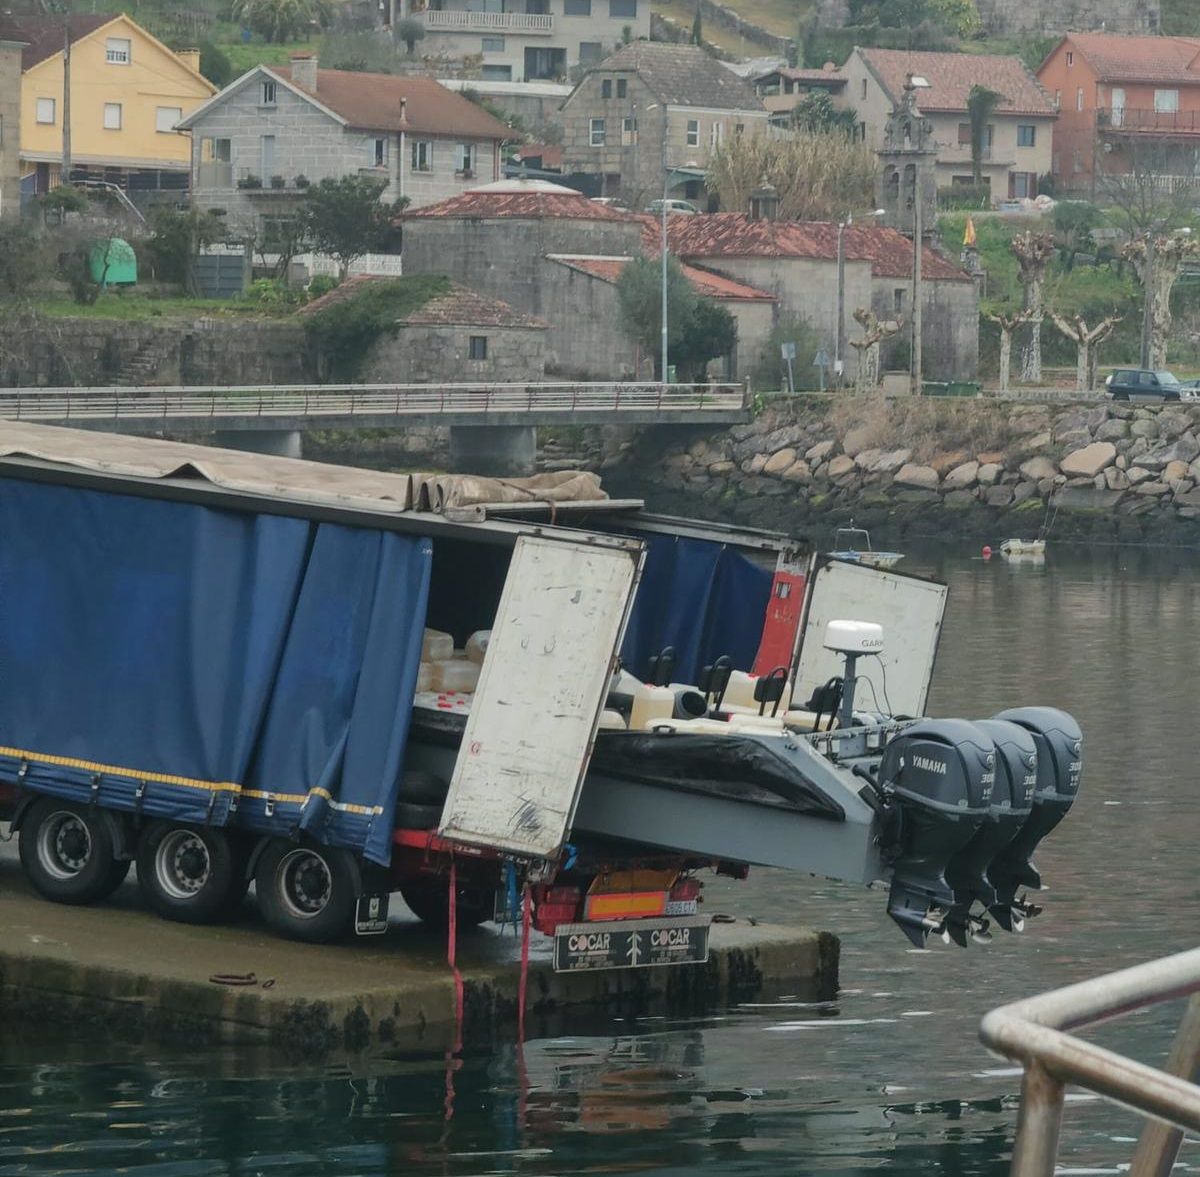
[602,397,1200,546]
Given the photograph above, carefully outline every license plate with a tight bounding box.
[355,893,390,936]
[553,916,710,972]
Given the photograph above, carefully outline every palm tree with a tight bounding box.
[965,85,1003,188]
[231,0,331,43]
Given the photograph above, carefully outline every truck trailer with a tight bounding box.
[0,423,1082,968]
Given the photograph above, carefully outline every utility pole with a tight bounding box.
[911,169,923,394]
[835,216,847,387]
[61,15,71,185]
[660,104,668,385]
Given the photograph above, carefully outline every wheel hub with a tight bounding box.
[56,823,89,869]
[278,850,333,919]
[156,830,211,899]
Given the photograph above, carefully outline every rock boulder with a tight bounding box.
[1059,441,1116,479]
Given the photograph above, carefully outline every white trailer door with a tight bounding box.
[438,533,643,860]
[793,557,947,718]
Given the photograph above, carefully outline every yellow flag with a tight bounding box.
[964,216,977,247]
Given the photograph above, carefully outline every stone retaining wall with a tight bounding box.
[601,397,1200,545]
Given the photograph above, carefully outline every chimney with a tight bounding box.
[177,47,201,73]
[749,181,779,222]
[291,52,318,92]
[399,96,409,128]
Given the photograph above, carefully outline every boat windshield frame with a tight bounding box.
[833,527,873,552]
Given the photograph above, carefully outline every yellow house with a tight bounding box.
[0,12,215,199]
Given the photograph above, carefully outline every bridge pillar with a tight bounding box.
[212,429,303,459]
[449,425,537,477]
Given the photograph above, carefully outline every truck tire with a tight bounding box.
[400,877,492,930]
[400,770,449,805]
[255,840,358,944]
[135,822,243,924]
[18,797,122,905]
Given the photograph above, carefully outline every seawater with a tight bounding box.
[2,541,1199,1176]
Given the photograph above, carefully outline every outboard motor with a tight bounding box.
[941,719,1038,944]
[878,719,995,947]
[986,707,1082,930]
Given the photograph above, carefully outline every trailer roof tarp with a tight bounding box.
[0,477,431,863]
[0,422,609,515]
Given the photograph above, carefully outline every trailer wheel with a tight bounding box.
[135,822,243,924]
[255,841,358,944]
[400,878,492,930]
[18,798,122,905]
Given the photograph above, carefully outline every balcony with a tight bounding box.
[196,161,233,189]
[1098,107,1200,135]
[422,9,553,34]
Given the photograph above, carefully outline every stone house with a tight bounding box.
[301,276,547,383]
[419,0,650,83]
[752,64,848,129]
[401,179,775,379]
[178,55,511,239]
[558,42,769,203]
[0,39,21,220]
[839,47,1056,201]
[663,211,979,379]
[1037,33,1200,196]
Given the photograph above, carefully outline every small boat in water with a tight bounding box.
[830,524,904,570]
[1000,538,1046,557]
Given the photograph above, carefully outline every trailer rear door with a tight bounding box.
[793,557,947,719]
[438,533,643,860]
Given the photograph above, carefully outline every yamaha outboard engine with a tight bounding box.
[878,719,995,947]
[941,719,1038,944]
[985,707,1082,930]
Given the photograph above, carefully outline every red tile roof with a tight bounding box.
[1057,32,1200,86]
[512,144,564,167]
[0,13,111,70]
[279,65,512,140]
[859,47,1055,116]
[300,276,546,327]
[404,185,636,221]
[651,213,971,282]
[756,65,846,89]
[550,255,775,301]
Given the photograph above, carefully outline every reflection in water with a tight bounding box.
[2,543,1199,1176]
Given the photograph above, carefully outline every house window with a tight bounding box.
[579,41,602,62]
[1066,50,1073,65]
[686,118,699,146]
[894,288,905,314]
[1011,171,1035,198]
[565,0,591,12]
[469,335,488,360]
[203,137,231,162]
[103,103,122,130]
[261,80,277,105]
[482,64,512,79]
[412,139,433,171]
[105,37,131,64]
[1073,149,1082,173]
[957,122,971,144]
[622,116,637,144]
[372,136,388,167]
[1017,124,1036,147]
[456,143,475,174]
[617,78,627,98]
[601,79,612,98]
[35,97,55,125]
[861,77,867,100]
[261,134,275,175]
[590,117,606,146]
[155,105,182,133]
[1076,87,1084,111]
[481,35,504,50]
[1054,89,1061,108]
[710,121,723,147]
[735,122,744,135]
[1154,88,1180,113]
[609,0,637,16]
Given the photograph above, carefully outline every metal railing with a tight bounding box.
[980,946,1200,1177]
[1098,106,1200,133]
[0,381,746,425]
[423,10,554,32]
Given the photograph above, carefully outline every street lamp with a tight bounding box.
[835,209,886,386]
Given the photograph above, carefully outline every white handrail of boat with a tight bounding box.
[979,946,1200,1176]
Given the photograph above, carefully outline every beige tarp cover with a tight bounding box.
[0,422,608,514]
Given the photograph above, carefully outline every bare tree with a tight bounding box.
[986,306,1035,392]
[1049,311,1122,392]
[849,307,903,394]
[1096,138,1197,236]
[1011,230,1055,384]
[1120,231,1200,370]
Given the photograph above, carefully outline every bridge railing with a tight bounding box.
[0,382,747,423]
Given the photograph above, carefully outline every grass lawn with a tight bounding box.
[655,0,804,45]
[27,294,269,321]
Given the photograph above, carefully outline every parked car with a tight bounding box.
[645,198,699,216]
[1104,369,1183,401]
[1179,378,1200,403]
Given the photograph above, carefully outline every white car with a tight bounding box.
[645,198,699,216]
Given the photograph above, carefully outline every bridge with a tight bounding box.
[0,381,748,474]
